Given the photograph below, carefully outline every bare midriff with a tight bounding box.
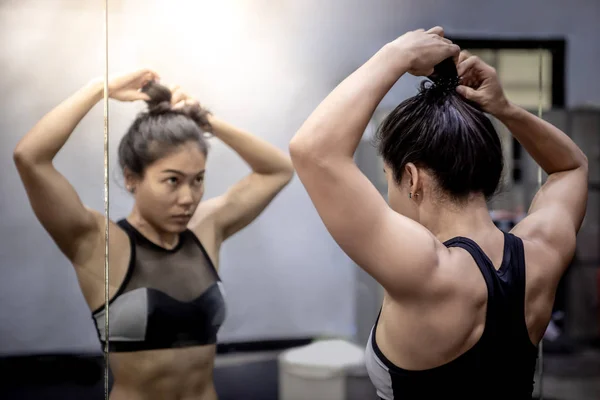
[108,345,217,400]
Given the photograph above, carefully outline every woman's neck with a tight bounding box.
[127,208,180,250]
[421,195,498,243]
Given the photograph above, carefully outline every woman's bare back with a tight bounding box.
[375,228,555,372]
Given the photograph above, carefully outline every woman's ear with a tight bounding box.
[404,162,420,194]
[123,167,139,194]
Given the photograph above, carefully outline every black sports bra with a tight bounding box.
[91,219,226,352]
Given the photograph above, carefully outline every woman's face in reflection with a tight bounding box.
[131,142,207,233]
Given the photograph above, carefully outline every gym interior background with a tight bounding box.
[1,0,599,399]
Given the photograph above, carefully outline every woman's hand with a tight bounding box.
[167,84,198,108]
[167,84,213,133]
[456,51,511,117]
[90,68,160,102]
[389,26,460,76]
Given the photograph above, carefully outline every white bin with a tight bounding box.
[278,339,371,400]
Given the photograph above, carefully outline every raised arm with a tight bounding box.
[457,53,588,278]
[13,69,158,264]
[199,115,295,240]
[288,28,460,294]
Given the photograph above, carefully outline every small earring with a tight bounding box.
[409,193,412,199]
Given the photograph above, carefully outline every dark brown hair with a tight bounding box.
[117,81,211,177]
[375,58,503,201]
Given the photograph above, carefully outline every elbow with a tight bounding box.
[575,144,588,170]
[280,158,295,185]
[260,153,294,187]
[579,156,589,181]
[289,133,315,167]
[580,152,589,170]
[13,145,53,174]
[289,139,309,175]
[573,151,588,177]
[547,151,588,177]
[289,133,344,173]
[270,148,295,184]
[288,136,304,162]
[13,147,24,166]
[13,144,34,168]
[289,125,320,158]
[13,140,48,167]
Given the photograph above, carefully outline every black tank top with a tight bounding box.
[365,232,539,399]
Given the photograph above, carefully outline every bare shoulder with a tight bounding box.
[433,243,489,302]
[72,208,133,311]
[75,208,132,269]
[518,234,571,297]
[512,219,576,288]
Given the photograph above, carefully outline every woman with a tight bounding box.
[13,69,294,400]
[290,27,587,399]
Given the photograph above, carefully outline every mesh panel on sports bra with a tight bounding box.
[118,219,219,302]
